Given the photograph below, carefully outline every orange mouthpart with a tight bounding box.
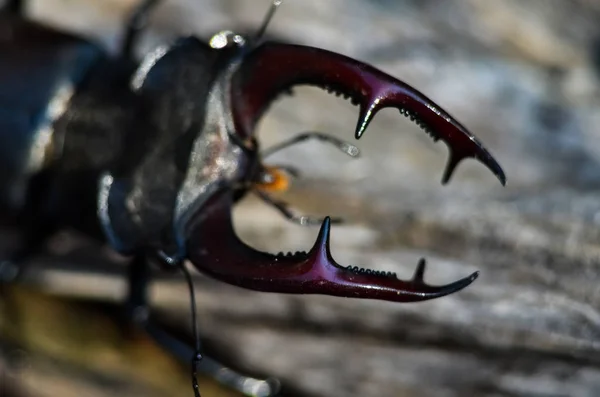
[256,166,290,192]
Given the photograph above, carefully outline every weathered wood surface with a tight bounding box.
[3,0,600,396]
[0,285,251,397]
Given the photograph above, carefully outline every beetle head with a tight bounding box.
[178,16,506,302]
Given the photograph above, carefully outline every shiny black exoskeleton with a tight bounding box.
[0,2,258,259]
[0,1,506,395]
[0,2,271,394]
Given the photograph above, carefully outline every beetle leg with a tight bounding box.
[231,43,506,185]
[187,189,478,303]
[121,0,160,59]
[124,254,151,323]
[0,169,62,284]
[144,323,281,396]
[126,254,204,396]
[125,254,280,396]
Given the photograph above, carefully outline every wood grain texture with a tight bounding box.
[0,284,247,397]
[3,0,600,396]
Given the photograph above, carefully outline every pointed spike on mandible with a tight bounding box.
[412,258,427,283]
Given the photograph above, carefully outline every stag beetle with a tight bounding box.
[0,0,506,395]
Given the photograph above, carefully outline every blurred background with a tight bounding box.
[2,0,600,396]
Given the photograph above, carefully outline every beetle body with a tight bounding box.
[0,11,104,210]
[0,0,508,318]
[0,10,259,259]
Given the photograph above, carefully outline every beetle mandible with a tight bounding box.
[0,0,506,395]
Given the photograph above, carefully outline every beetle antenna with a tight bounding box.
[179,262,203,397]
[262,131,360,158]
[254,0,283,43]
